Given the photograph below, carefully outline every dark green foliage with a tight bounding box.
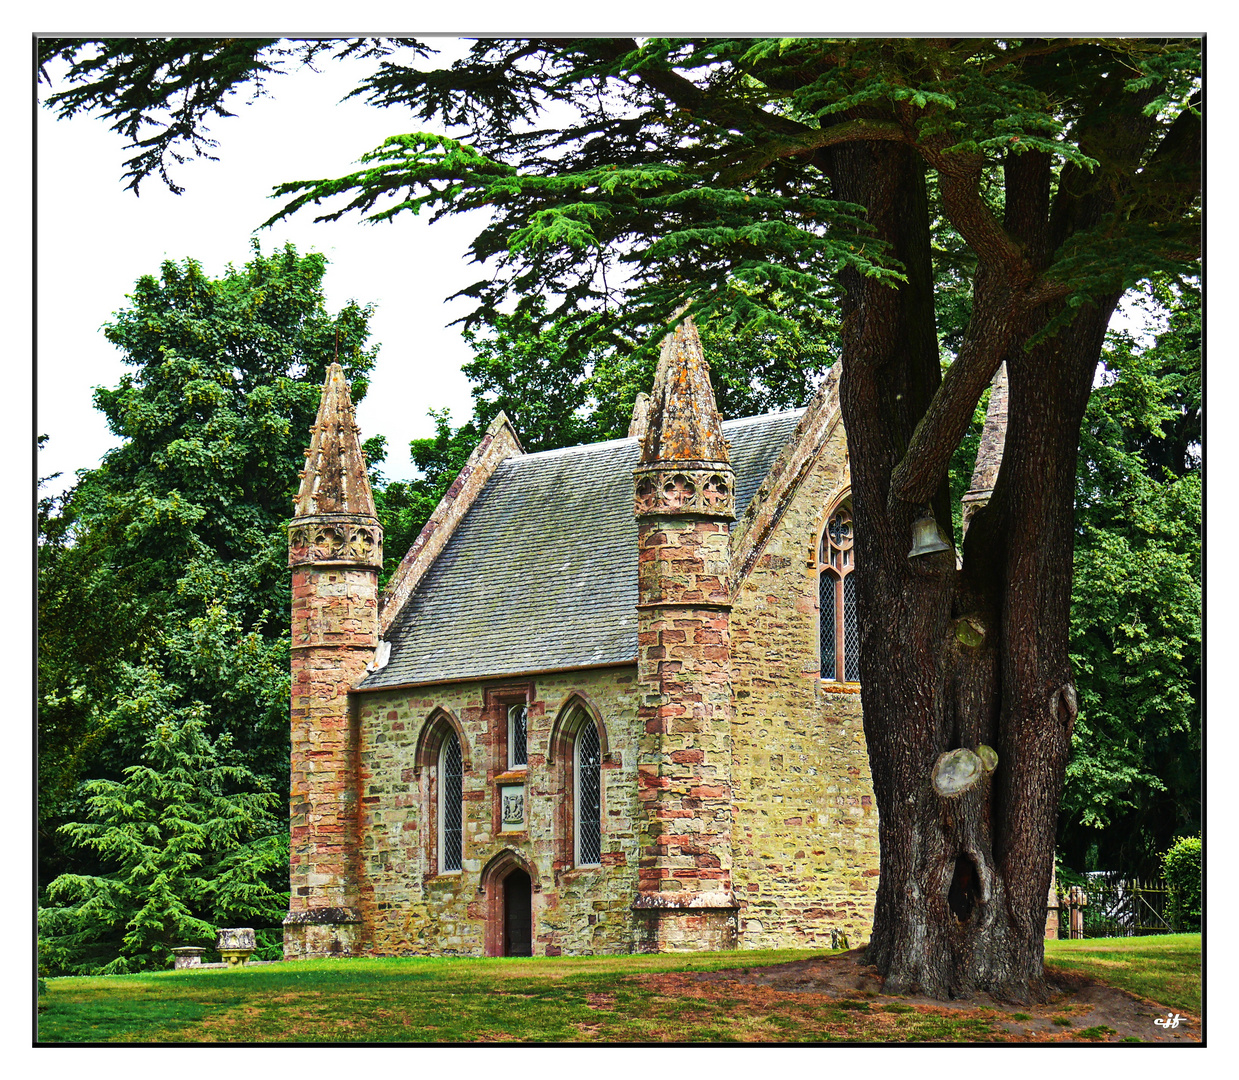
[1058,283,1201,876]
[1161,836,1201,931]
[38,717,284,975]
[38,242,377,897]
[41,36,1200,995]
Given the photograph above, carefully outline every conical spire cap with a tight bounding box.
[640,317,731,465]
[293,362,377,519]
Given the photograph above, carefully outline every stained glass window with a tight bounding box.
[440,733,463,872]
[576,722,602,866]
[820,504,860,683]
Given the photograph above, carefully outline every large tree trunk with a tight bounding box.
[824,133,1120,1001]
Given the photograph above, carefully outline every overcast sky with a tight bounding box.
[34,20,1224,508]
[37,38,486,500]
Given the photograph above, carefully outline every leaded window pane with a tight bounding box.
[441,734,463,872]
[577,723,602,866]
[509,704,528,768]
[820,570,837,680]
[821,503,860,684]
[843,573,861,682]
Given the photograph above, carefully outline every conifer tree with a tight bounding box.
[40,37,1200,1000]
[39,715,285,974]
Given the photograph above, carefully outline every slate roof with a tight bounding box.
[359,410,804,690]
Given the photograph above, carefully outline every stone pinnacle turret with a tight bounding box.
[961,363,1009,537]
[632,316,738,952]
[634,318,736,521]
[294,361,378,519]
[285,363,382,961]
[640,317,731,466]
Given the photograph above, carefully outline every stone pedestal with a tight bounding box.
[633,893,739,952]
[283,908,362,959]
[172,946,206,969]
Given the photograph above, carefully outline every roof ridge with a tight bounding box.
[497,409,809,466]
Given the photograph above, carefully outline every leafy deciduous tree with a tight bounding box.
[1059,283,1201,876]
[40,36,1200,1000]
[38,242,377,896]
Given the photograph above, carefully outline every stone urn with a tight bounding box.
[216,927,256,966]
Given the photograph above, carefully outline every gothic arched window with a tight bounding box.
[439,732,464,873]
[575,721,602,867]
[820,503,860,683]
[549,699,608,869]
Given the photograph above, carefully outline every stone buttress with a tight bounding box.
[284,363,382,959]
[632,318,739,950]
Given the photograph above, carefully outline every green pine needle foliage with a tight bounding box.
[39,716,285,976]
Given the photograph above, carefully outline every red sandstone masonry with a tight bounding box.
[285,364,383,960]
[631,319,739,951]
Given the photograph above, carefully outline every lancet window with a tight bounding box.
[575,722,602,867]
[820,502,860,683]
[508,704,528,769]
[439,732,464,873]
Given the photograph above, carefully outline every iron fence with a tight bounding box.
[1059,872,1178,938]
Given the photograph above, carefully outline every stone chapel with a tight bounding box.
[282,318,1009,960]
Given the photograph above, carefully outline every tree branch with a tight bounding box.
[720,119,908,185]
[887,271,1018,511]
[927,146,1036,284]
[579,38,814,140]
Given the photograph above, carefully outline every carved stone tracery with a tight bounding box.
[289,515,383,568]
[634,465,736,519]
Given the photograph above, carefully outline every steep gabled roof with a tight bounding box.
[359,411,803,690]
[378,411,523,637]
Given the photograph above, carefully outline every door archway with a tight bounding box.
[502,868,532,957]
[479,849,540,957]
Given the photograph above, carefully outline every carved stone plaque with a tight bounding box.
[500,784,525,832]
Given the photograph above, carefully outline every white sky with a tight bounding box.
[37,38,485,499]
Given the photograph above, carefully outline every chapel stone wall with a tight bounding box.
[728,417,880,949]
[354,667,641,957]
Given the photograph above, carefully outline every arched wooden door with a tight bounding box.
[502,868,532,957]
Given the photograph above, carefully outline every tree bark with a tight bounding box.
[823,126,1125,1001]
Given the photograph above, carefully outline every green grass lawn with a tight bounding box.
[38,936,1202,1044]
[1045,933,1201,1016]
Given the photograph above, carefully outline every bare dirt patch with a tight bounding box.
[639,950,1200,1044]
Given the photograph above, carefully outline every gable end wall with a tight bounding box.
[729,416,879,948]
[353,667,641,956]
